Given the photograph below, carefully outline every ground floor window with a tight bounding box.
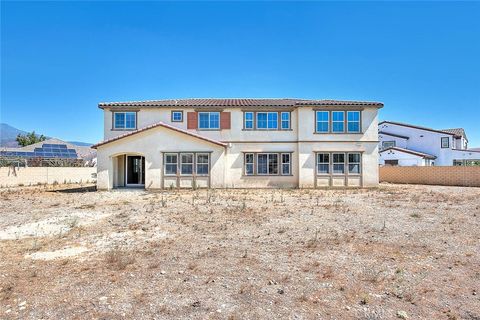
[316,152,362,175]
[384,159,399,166]
[453,159,480,166]
[244,152,292,176]
[164,152,210,176]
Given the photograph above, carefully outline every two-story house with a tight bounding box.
[92,98,383,189]
[379,121,480,166]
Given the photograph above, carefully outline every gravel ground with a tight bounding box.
[0,183,479,319]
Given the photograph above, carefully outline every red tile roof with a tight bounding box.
[379,121,462,138]
[99,98,383,109]
[92,122,227,149]
[441,128,468,141]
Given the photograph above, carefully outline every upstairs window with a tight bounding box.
[114,112,136,130]
[347,111,360,133]
[281,112,290,129]
[244,112,254,129]
[332,111,345,133]
[171,111,183,122]
[257,112,278,129]
[316,111,329,133]
[441,137,450,148]
[198,112,220,129]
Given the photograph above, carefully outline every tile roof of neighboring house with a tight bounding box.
[441,128,468,141]
[98,98,383,109]
[379,147,437,159]
[379,121,462,138]
[378,131,410,140]
[92,121,227,149]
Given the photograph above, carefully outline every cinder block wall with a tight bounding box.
[0,167,97,188]
[379,166,480,187]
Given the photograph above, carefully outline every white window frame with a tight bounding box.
[244,153,255,175]
[256,112,278,130]
[316,153,330,175]
[244,112,254,130]
[198,112,220,130]
[171,111,183,122]
[332,111,345,133]
[244,152,291,176]
[164,153,178,176]
[281,153,291,175]
[332,153,346,175]
[348,153,361,174]
[382,141,396,149]
[347,111,361,133]
[180,153,194,175]
[281,112,290,129]
[441,137,450,148]
[196,153,210,176]
[316,111,329,133]
[113,112,136,130]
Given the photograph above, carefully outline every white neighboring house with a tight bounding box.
[93,98,384,190]
[378,121,480,166]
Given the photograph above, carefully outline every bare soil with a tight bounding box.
[0,184,479,319]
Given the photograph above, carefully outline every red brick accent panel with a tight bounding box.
[379,166,480,187]
[220,112,231,129]
[187,112,198,129]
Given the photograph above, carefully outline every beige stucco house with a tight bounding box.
[93,98,383,189]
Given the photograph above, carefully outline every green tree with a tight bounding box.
[16,131,47,147]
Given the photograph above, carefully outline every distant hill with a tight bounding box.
[0,123,27,147]
[0,123,92,148]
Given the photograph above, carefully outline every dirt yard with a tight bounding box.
[0,184,479,319]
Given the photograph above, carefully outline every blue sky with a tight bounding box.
[1,1,479,145]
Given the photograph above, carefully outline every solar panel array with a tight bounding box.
[0,143,78,159]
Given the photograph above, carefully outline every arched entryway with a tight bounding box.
[113,154,145,188]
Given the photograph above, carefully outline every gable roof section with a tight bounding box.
[99,98,383,109]
[379,121,462,138]
[441,128,468,141]
[380,147,436,159]
[92,122,227,149]
[378,131,410,140]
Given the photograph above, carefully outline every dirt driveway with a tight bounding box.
[0,184,479,319]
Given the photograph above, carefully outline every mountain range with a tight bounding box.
[0,123,92,148]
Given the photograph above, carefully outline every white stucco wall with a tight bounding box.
[379,149,426,166]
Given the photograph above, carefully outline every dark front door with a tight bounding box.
[126,156,145,185]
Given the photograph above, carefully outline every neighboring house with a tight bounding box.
[92,98,383,189]
[378,121,480,166]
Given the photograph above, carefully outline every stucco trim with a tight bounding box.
[380,147,436,159]
[92,122,228,149]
